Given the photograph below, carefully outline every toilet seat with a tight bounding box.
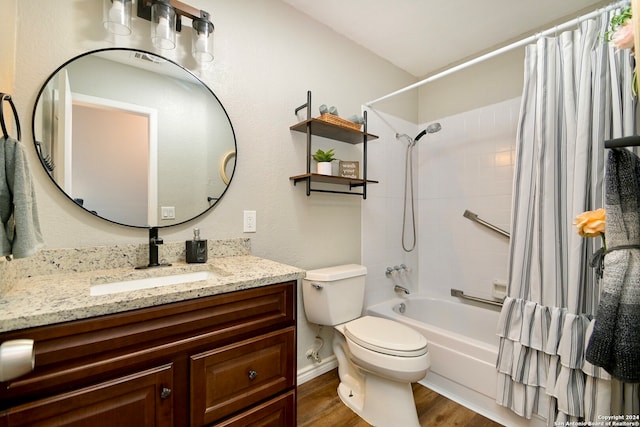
[344,316,428,357]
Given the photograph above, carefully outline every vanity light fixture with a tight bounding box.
[103,0,215,63]
[139,0,214,62]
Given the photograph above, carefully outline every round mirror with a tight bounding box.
[32,48,236,228]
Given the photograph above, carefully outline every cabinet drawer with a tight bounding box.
[213,390,295,427]
[1,364,173,427]
[190,327,295,426]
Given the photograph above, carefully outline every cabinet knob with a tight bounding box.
[160,387,172,399]
[248,370,258,381]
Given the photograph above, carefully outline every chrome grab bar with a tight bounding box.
[463,210,510,239]
[450,288,504,307]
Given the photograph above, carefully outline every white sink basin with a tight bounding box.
[90,270,218,296]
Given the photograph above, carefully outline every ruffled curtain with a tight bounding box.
[495,9,638,425]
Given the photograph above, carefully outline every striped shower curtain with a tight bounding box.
[495,8,638,425]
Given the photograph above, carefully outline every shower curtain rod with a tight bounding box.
[365,1,627,107]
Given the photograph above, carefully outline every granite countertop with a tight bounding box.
[0,250,305,333]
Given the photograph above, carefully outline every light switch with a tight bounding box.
[161,206,176,220]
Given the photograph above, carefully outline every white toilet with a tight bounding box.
[302,264,430,427]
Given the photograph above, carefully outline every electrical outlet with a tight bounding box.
[243,210,256,232]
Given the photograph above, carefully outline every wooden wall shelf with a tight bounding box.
[290,119,378,144]
[290,173,378,186]
[289,91,378,198]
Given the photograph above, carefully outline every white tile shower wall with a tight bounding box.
[362,109,421,308]
[417,97,520,301]
[363,98,519,308]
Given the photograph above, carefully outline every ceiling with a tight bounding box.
[280,0,612,77]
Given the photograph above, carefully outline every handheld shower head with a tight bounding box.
[414,122,442,143]
[427,122,442,133]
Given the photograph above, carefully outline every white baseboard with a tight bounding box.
[297,355,338,385]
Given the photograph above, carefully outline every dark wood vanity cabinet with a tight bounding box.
[0,281,297,426]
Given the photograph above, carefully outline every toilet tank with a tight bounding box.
[302,264,367,326]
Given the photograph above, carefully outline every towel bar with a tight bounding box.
[450,288,504,307]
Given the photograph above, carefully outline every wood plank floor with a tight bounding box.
[297,369,502,427]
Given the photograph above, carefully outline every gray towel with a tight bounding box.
[0,136,44,258]
[585,148,640,382]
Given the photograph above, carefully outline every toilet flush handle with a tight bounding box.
[311,282,323,290]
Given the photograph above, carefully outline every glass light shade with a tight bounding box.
[192,19,214,63]
[151,1,176,50]
[102,0,132,36]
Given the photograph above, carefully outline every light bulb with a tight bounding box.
[158,16,170,37]
[151,2,176,50]
[192,19,214,63]
[194,33,207,53]
[102,0,131,36]
[109,0,123,19]
[193,33,213,63]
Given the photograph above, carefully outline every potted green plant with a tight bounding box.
[312,149,335,175]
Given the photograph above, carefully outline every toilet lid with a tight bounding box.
[344,316,428,357]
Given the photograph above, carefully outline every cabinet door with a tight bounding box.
[190,328,295,426]
[2,364,173,427]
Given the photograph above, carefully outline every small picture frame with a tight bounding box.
[339,161,359,179]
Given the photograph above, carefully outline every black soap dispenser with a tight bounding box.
[186,228,208,263]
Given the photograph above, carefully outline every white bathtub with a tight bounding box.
[367,296,541,427]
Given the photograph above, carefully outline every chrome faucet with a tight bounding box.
[386,264,410,278]
[394,285,410,295]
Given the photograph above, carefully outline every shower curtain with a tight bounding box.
[495,8,638,425]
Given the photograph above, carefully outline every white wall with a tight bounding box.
[5,0,417,375]
[363,98,518,307]
[418,49,525,123]
[362,110,421,307]
[417,98,518,302]
[362,98,520,305]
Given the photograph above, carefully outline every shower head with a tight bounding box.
[414,122,442,142]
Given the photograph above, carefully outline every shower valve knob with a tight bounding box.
[385,267,398,278]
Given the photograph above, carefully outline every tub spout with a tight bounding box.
[394,285,410,295]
